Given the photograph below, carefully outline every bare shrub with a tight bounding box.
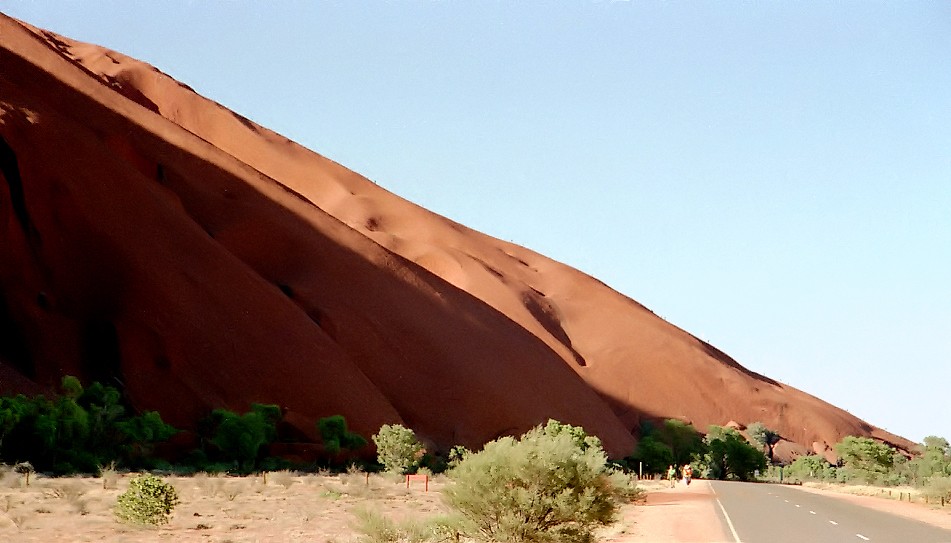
[193,472,225,497]
[99,462,119,490]
[1,468,20,489]
[50,480,88,514]
[10,511,31,530]
[268,470,296,490]
[222,480,243,501]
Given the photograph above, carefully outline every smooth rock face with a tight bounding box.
[0,16,911,458]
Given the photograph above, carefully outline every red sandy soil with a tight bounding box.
[617,481,729,542]
[0,14,914,458]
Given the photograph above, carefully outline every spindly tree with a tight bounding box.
[746,422,781,462]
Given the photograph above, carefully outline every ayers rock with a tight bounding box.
[0,15,913,460]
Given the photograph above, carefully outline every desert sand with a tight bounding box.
[0,13,913,460]
[0,470,694,543]
[4,470,949,543]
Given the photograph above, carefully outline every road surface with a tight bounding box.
[710,480,951,543]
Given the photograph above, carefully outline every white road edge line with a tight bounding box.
[856,534,870,541]
[716,497,742,543]
[708,483,742,543]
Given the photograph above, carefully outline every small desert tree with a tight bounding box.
[746,422,781,462]
[922,436,951,456]
[444,421,636,543]
[372,424,423,474]
[910,436,951,484]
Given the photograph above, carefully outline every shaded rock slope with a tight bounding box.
[0,15,912,459]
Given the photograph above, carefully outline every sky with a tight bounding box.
[3,1,948,444]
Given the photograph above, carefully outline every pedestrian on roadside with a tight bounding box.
[666,464,677,488]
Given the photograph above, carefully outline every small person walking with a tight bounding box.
[682,463,693,486]
[666,465,677,488]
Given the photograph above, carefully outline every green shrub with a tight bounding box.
[785,455,831,482]
[447,445,470,468]
[207,403,281,472]
[834,436,895,483]
[114,473,179,525]
[372,424,424,474]
[318,415,367,456]
[443,421,635,543]
[627,419,704,474]
[923,475,951,501]
[0,377,178,473]
[628,435,673,475]
[701,425,767,481]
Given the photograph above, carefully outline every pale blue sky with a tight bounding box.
[4,1,948,444]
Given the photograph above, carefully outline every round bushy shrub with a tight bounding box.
[372,424,423,474]
[443,420,635,543]
[114,473,179,525]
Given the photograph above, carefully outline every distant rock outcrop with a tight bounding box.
[0,15,913,459]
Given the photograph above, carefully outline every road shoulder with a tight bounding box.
[603,480,732,542]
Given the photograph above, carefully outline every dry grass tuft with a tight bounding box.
[99,463,119,490]
[192,471,226,497]
[267,469,297,490]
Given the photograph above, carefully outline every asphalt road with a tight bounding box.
[709,480,951,543]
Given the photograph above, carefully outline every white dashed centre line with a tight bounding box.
[856,534,870,541]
